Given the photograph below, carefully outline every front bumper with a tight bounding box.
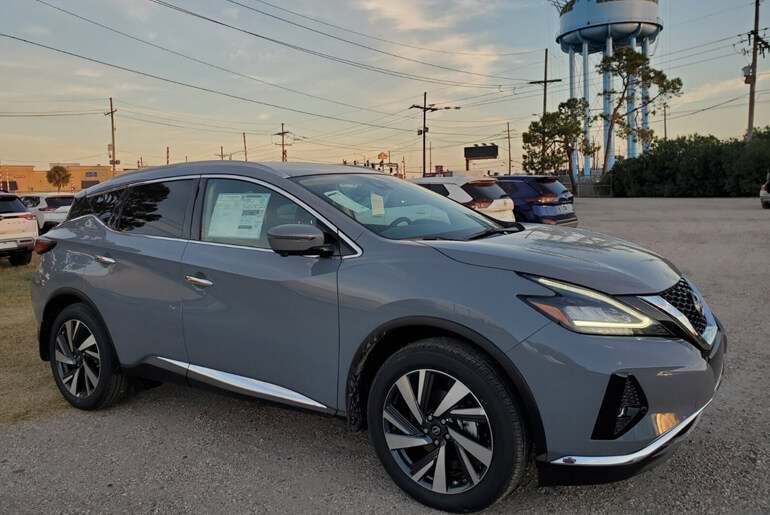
[508,321,725,484]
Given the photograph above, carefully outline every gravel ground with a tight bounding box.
[1,197,768,514]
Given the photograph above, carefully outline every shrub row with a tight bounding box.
[605,127,770,197]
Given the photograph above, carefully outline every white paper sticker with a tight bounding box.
[370,193,385,216]
[324,190,368,213]
[207,192,271,239]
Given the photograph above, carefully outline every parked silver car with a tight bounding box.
[31,162,725,512]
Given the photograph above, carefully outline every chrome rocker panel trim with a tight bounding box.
[550,400,711,467]
[157,357,327,410]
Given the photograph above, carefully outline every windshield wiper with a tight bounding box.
[467,227,521,241]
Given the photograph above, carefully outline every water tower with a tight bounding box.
[554,0,663,176]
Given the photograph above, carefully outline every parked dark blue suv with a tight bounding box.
[496,175,578,227]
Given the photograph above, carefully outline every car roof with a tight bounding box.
[411,176,498,185]
[83,161,383,196]
[496,175,558,181]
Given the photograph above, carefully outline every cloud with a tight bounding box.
[74,68,103,79]
[356,0,507,32]
[675,75,769,106]
[26,26,49,35]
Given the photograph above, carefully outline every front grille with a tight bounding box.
[660,278,707,335]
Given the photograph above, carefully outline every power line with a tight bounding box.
[146,0,524,89]
[244,0,539,57]
[32,0,414,120]
[0,33,423,133]
[224,0,535,82]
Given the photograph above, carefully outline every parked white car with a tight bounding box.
[20,193,75,233]
[761,176,770,209]
[0,192,38,266]
[410,177,516,222]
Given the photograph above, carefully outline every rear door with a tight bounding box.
[76,178,196,367]
[180,176,341,410]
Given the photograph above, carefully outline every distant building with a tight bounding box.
[0,164,128,193]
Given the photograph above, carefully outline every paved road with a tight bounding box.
[2,198,768,514]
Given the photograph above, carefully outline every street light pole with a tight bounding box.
[409,93,461,177]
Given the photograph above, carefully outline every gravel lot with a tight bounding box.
[1,197,768,514]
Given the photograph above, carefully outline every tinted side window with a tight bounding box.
[497,182,518,196]
[423,184,450,197]
[67,195,93,220]
[90,189,124,227]
[21,196,40,208]
[118,180,193,238]
[201,179,318,249]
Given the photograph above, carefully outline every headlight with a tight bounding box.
[522,276,670,336]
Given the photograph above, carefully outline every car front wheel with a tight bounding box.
[367,338,528,513]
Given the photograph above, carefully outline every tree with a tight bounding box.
[597,47,683,175]
[46,165,71,192]
[522,98,597,178]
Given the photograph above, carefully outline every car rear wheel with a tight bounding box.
[49,303,128,410]
[8,251,32,266]
[762,201,770,209]
[367,338,528,513]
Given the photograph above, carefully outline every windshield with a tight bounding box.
[295,173,501,240]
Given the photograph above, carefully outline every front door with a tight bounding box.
[180,177,341,410]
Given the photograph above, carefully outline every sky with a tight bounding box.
[0,0,768,176]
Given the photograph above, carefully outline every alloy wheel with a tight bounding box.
[54,319,101,398]
[382,369,493,495]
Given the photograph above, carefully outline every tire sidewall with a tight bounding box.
[368,344,524,513]
[49,303,118,410]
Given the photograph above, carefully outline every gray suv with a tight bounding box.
[31,162,725,512]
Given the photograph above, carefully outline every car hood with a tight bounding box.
[422,225,681,295]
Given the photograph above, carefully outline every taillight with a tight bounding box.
[34,239,56,255]
[762,185,767,192]
[20,213,36,219]
[524,194,557,204]
[464,199,493,209]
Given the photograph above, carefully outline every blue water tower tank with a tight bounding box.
[555,0,663,176]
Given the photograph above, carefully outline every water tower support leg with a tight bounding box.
[604,34,615,171]
[583,42,591,177]
[627,37,637,159]
[569,48,577,183]
[641,37,650,153]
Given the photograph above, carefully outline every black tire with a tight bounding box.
[49,303,128,410]
[367,338,528,513]
[8,251,32,266]
[762,201,770,210]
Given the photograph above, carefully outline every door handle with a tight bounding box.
[95,255,116,265]
[185,275,214,288]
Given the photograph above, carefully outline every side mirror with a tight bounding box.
[267,224,334,257]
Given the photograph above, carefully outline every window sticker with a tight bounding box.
[323,190,368,213]
[370,193,385,216]
[207,193,271,239]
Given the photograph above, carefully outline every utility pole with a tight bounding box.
[105,97,117,177]
[409,93,460,177]
[506,122,513,175]
[219,146,225,160]
[243,132,248,162]
[166,146,170,165]
[429,141,432,173]
[747,0,769,141]
[663,105,668,140]
[529,50,562,170]
[274,123,290,162]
